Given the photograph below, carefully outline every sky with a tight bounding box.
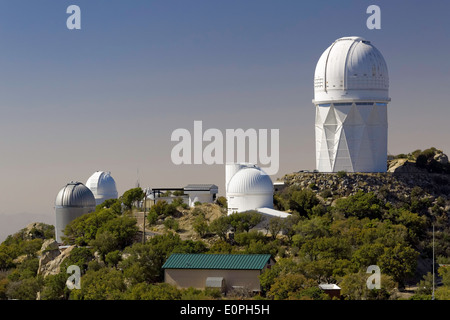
[0,0,449,241]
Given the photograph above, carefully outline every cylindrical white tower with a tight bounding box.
[55,181,96,243]
[313,36,390,172]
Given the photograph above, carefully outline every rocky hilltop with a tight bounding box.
[282,170,450,202]
[280,150,450,208]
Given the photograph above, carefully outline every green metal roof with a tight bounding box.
[162,254,272,270]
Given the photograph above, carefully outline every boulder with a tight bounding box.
[38,245,76,277]
[434,153,449,165]
[388,159,424,173]
[40,239,59,253]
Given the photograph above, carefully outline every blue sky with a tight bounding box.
[0,0,449,240]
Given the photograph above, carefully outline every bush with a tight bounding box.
[164,217,179,231]
[228,211,262,233]
[333,190,384,219]
[193,215,208,238]
[149,200,178,218]
[320,189,333,199]
[289,189,320,216]
[234,230,266,246]
[337,170,347,178]
[216,196,227,208]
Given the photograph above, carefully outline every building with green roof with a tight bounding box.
[162,253,275,294]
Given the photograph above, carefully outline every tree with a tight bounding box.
[289,189,320,216]
[62,208,116,245]
[267,217,285,240]
[60,247,94,273]
[122,187,145,211]
[340,272,397,300]
[6,277,42,300]
[98,215,138,249]
[234,230,265,247]
[259,258,303,293]
[333,190,384,219]
[125,282,181,300]
[40,273,70,300]
[71,268,126,300]
[119,233,189,283]
[228,211,262,233]
[415,272,434,296]
[193,215,209,238]
[378,244,419,286]
[105,250,122,268]
[299,237,351,262]
[339,272,369,300]
[90,231,119,261]
[386,208,426,243]
[149,200,178,219]
[293,215,330,240]
[267,273,316,300]
[208,240,234,254]
[351,243,385,269]
[209,216,231,241]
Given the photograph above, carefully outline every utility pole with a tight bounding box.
[432,224,435,300]
[142,189,147,244]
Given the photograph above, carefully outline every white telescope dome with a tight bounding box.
[86,171,119,205]
[314,36,389,102]
[227,167,273,195]
[226,165,274,214]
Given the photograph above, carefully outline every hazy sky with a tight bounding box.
[0,0,449,241]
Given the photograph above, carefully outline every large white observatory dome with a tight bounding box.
[225,163,274,215]
[313,36,389,102]
[55,182,96,243]
[313,36,390,173]
[86,171,118,206]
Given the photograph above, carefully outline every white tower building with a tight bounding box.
[313,36,390,172]
[85,171,119,206]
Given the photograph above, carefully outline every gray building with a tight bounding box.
[55,181,96,243]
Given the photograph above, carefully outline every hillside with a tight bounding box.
[1,148,450,300]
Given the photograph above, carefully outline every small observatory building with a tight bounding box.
[85,171,119,206]
[313,36,390,172]
[55,181,96,243]
[225,163,274,215]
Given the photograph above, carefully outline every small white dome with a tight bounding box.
[227,167,273,195]
[55,182,96,208]
[86,171,118,205]
[314,36,389,102]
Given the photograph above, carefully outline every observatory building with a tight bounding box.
[225,163,289,218]
[55,181,96,243]
[313,36,390,172]
[85,171,119,206]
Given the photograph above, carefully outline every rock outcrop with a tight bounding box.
[37,240,76,277]
[281,169,450,204]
